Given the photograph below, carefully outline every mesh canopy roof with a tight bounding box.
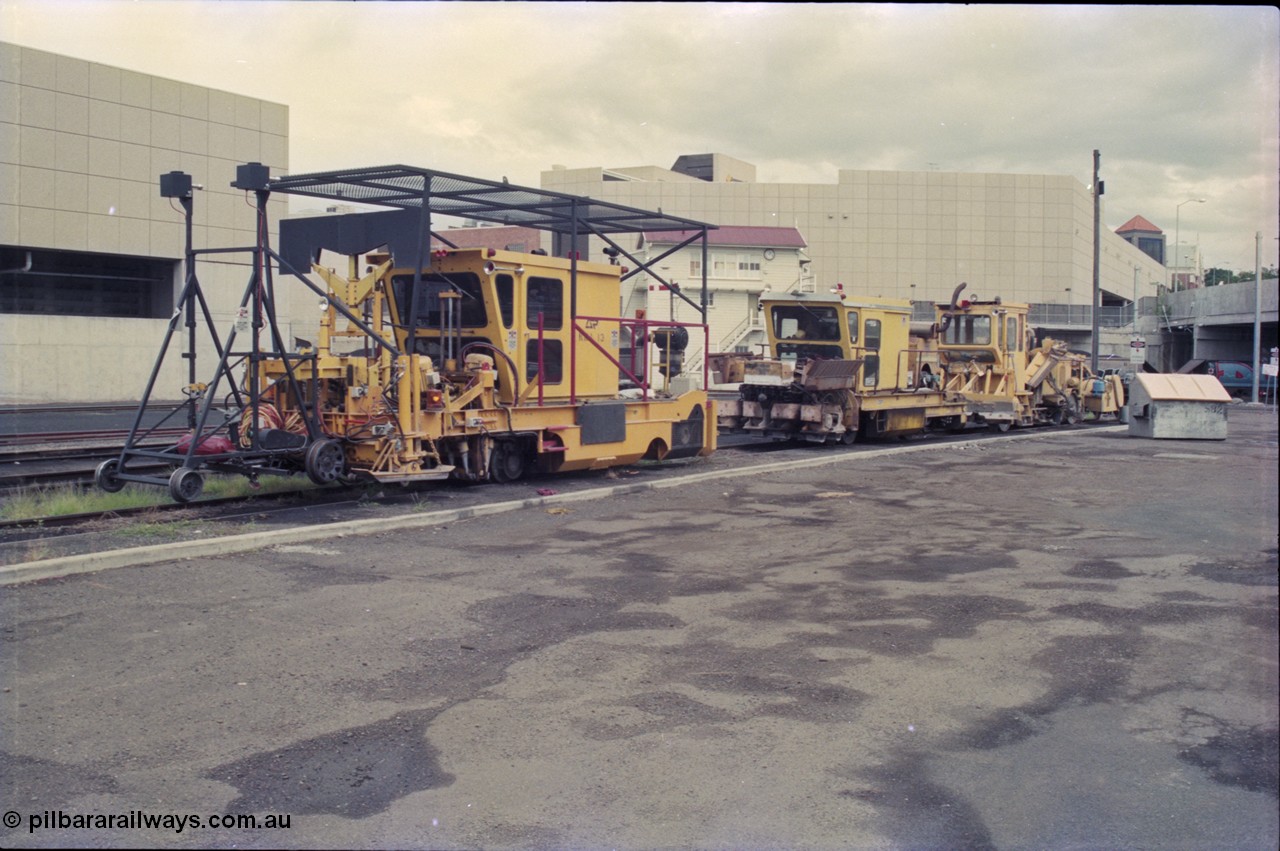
[268,164,714,236]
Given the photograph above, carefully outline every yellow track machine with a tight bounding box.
[717,282,1123,443]
[934,284,1125,430]
[98,164,717,502]
[716,288,965,442]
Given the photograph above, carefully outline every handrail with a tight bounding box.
[572,314,710,401]
[717,312,765,353]
[1025,304,1134,328]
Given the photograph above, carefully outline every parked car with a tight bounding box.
[1190,360,1256,396]
[1209,361,1257,396]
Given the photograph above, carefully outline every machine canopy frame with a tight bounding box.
[97,161,716,502]
[265,164,714,298]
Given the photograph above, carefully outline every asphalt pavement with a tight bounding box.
[1,407,1277,850]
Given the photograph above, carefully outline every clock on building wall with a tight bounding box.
[763,249,776,261]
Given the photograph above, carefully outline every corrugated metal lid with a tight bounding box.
[1134,373,1232,402]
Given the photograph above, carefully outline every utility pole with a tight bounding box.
[1253,231,1262,404]
[1091,150,1102,372]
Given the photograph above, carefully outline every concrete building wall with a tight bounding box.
[542,158,1166,312]
[0,42,289,403]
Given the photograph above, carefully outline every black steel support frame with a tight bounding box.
[110,186,404,489]
[110,162,716,491]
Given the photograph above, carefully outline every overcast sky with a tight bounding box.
[4,2,1277,271]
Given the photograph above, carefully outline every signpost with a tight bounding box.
[1262,347,1279,406]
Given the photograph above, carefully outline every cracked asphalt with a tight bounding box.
[2,409,1277,849]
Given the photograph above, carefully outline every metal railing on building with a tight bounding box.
[912,301,1136,328]
[1026,304,1134,328]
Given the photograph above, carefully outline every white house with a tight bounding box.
[627,225,810,378]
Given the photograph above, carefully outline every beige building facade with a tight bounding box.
[1,42,290,403]
[542,153,1167,312]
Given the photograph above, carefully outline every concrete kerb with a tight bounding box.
[0,426,1126,586]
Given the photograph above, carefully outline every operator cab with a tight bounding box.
[380,247,626,404]
[937,295,1028,368]
[761,293,912,390]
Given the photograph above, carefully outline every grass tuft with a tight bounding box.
[0,474,314,522]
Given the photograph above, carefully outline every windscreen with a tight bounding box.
[390,272,488,329]
[771,304,841,342]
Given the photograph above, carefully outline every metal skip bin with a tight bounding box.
[1128,374,1231,440]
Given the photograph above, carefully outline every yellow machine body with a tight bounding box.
[937,297,1124,428]
[717,286,1124,442]
[255,248,715,484]
[716,293,965,442]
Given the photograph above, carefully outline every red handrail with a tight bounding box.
[572,314,710,401]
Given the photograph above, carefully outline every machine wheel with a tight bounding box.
[305,439,347,485]
[168,467,204,503]
[95,458,126,493]
[490,440,527,483]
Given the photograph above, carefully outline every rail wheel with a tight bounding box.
[839,430,857,445]
[168,467,204,503]
[990,422,1011,433]
[95,458,126,493]
[490,440,527,483]
[305,438,347,485]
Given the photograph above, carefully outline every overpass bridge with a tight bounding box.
[1141,279,1278,372]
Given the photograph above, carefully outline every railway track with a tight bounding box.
[0,423,1110,552]
[0,428,187,449]
[0,429,186,492]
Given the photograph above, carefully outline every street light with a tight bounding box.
[1173,198,1206,291]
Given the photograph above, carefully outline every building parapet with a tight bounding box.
[1156,280,1279,327]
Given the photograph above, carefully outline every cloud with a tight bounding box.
[3,1,1275,269]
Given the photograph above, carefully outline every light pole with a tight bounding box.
[1173,198,1206,291]
[1133,265,1139,329]
[1091,150,1102,372]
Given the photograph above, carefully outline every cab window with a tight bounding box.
[391,272,487,328]
[496,274,515,328]
[771,305,840,341]
[527,277,563,330]
[777,342,844,362]
[526,339,562,383]
[846,310,859,344]
[863,318,882,387]
[943,315,991,345]
[864,318,882,350]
